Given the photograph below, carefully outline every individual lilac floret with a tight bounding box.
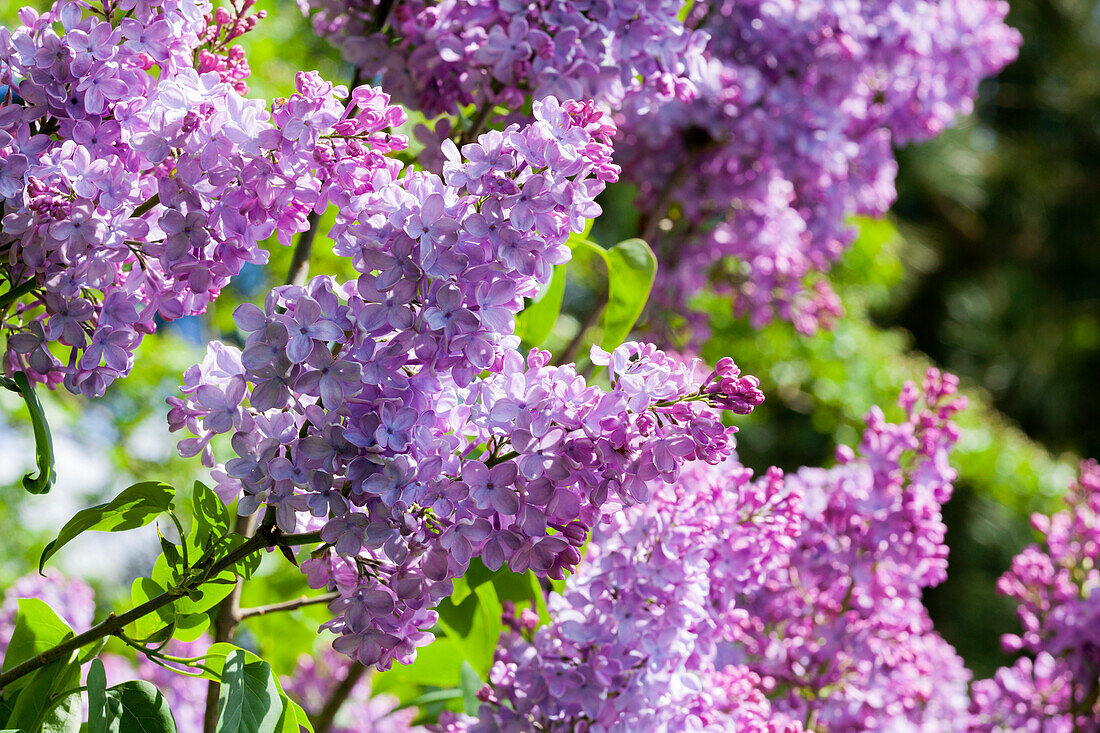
[0,0,403,396]
[969,460,1100,730]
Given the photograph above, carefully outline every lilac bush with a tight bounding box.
[6,0,1095,731]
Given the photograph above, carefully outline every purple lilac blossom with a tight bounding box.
[0,0,400,397]
[451,456,803,731]
[282,646,423,732]
[300,0,706,117]
[724,369,974,730]
[968,460,1100,730]
[620,0,1022,338]
[300,0,1020,339]
[169,98,766,671]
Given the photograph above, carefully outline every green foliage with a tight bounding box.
[0,599,81,731]
[104,681,177,733]
[184,644,311,733]
[1,599,74,677]
[238,560,328,676]
[190,482,231,552]
[87,659,108,733]
[39,482,175,572]
[599,238,658,351]
[538,235,658,363]
[371,561,549,719]
[514,264,566,348]
[216,650,283,733]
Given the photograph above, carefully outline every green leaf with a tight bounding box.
[4,643,80,731]
[87,660,107,733]
[158,529,182,574]
[104,681,177,733]
[515,264,566,348]
[127,577,176,642]
[459,662,482,716]
[190,481,230,551]
[399,688,462,709]
[216,650,283,733]
[600,238,657,352]
[2,371,56,494]
[173,613,212,643]
[371,637,465,697]
[529,573,550,626]
[2,599,75,676]
[40,692,82,733]
[435,582,503,677]
[39,482,176,572]
[150,552,235,618]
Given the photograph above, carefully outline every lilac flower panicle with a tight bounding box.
[301,0,707,118]
[0,0,402,396]
[300,0,1020,338]
[725,370,975,730]
[451,457,803,731]
[171,101,764,671]
[969,460,1100,730]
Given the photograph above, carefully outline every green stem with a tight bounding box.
[131,193,160,218]
[236,591,339,621]
[0,528,322,690]
[0,278,39,312]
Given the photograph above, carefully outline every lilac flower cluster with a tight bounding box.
[621,0,1021,336]
[725,370,974,729]
[454,458,802,731]
[283,647,422,733]
[169,100,764,671]
[301,0,706,118]
[969,460,1100,730]
[298,0,1019,338]
[0,0,400,396]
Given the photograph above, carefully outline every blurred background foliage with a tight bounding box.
[1,0,1096,684]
